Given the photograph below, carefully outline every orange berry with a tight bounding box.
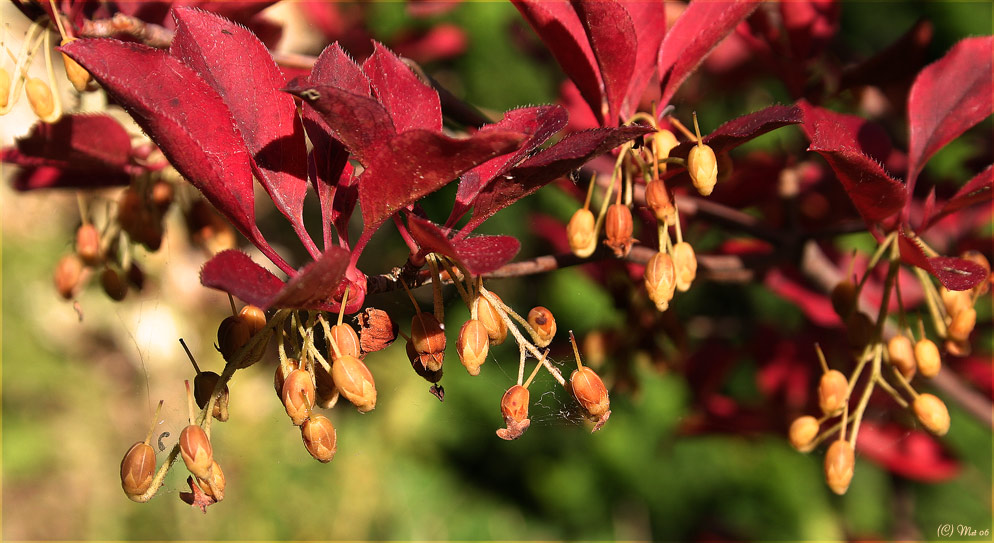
[274,358,303,399]
[788,415,819,451]
[604,204,634,258]
[527,306,557,347]
[824,439,855,495]
[818,370,849,415]
[570,366,610,419]
[914,338,941,378]
[474,294,508,346]
[960,250,990,296]
[54,253,83,300]
[672,241,697,292]
[329,323,360,360]
[75,223,101,265]
[886,335,916,380]
[281,369,315,426]
[120,441,156,499]
[567,208,597,258]
[25,77,54,119]
[687,143,717,196]
[940,287,971,320]
[238,305,267,335]
[456,319,489,376]
[496,385,532,441]
[644,179,676,225]
[331,354,376,413]
[913,393,950,436]
[179,424,213,480]
[652,129,679,173]
[644,251,676,312]
[301,414,337,463]
[947,307,976,342]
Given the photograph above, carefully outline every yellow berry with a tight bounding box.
[913,393,950,436]
[824,439,855,495]
[567,208,597,258]
[788,415,819,451]
[687,143,717,196]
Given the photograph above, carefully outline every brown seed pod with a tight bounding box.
[101,267,128,302]
[567,208,597,258]
[571,366,610,420]
[357,307,398,353]
[913,393,950,436]
[830,280,856,319]
[238,305,267,335]
[456,319,489,376]
[644,251,676,312]
[914,338,941,378]
[274,358,303,399]
[788,416,819,452]
[25,77,54,119]
[496,385,531,441]
[604,204,634,258]
[687,143,718,196]
[197,460,225,500]
[644,179,676,225]
[818,370,849,415]
[301,414,338,463]
[179,424,213,480]
[330,323,361,360]
[886,335,916,380]
[75,223,101,265]
[217,315,252,363]
[193,371,229,422]
[54,253,83,300]
[474,294,508,345]
[0,67,10,108]
[824,439,855,495]
[127,263,145,291]
[331,354,377,413]
[120,441,156,499]
[313,362,340,409]
[59,37,91,92]
[947,307,976,342]
[527,306,557,348]
[411,312,445,372]
[672,241,697,292]
[282,369,315,426]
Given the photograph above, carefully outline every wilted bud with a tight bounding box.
[217,315,251,362]
[527,306,557,347]
[313,363,339,409]
[301,414,337,463]
[496,385,531,441]
[830,280,856,318]
[604,204,634,258]
[672,241,697,292]
[845,311,874,349]
[54,253,83,300]
[570,366,610,420]
[886,335,916,380]
[357,307,398,353]
[179,424,213,480]
[282,369,315,426]
[331,355,377,413]
[913,393,950,436]
[238,305,267,335]
[75,223,101,265]
[940,287,971,320]
[644,251,676,312]
[947,307,976,342]
[644,179,676,225]
[274,358,303,399]
[567,208,597,258]
[411,312,445,372]
[25,77,54,119]
[960,250,990,296]
[818,370,849,415]
[914,338,941,378]
[59,38,91,92]
[330,323,361,360]
[652,129,679,173]
[789,416,819,452]
[456,319,489,376]
[824,439,855,495]
[687,143,717,196]
[475,294,508,346]
[197,460,225,500]
[120,441,156,499]
[0,67,10,108]
[193,371,229,422]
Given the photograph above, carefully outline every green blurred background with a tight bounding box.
[2,1,992,540]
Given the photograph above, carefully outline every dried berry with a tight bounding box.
[127,263,145,291]
[301,414,337,463]
[788,416,819,451]
[947,307,976,342]
[818,370,848,415]
[672,242,697,292]
[357,307,398,353]
[845,311,874,349]
[567,208,597,258]
[330,323,361,360]
[179,424,213,480]
[496,385,531,441]
[527,306,557,348]
[644,179,676,225]
[197,460,225,501]
[456,319,489,376]
[281,369,315,426]
[25,77,54,119]
[687,143,717,196]
[54,253,83,300]
[604,204,634,257]
[644,251,676,312]
[410,312,445,372]
[824,439,855,495]
[75,223,101,265]
[914,338,941,378]
[475,294,508,346]
[886,335,916,380]
[913,393,950,436]
[193,371,229,422]
[120,441,156,499]
[331,354,377,413]
[830,279,856,319]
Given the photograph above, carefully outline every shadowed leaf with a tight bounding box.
[200,250,285,308]
[408,215,520,274]
[285,82,395,164]
[672,104,803,157]
[572,0,636,125]
[898,232,987,291]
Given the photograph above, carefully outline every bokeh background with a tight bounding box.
[2,1,992,540]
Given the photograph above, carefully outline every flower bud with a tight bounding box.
[54,253,83,299]
[913,393,950,436]
[60,38,91,92]
[179,424,213,480]
[886,335,916,380]
[25,77,54,119]
[687,143,717,196]
[672,242,697,292]
[238,305,267,335]
[75,224,101,265]
[330,323,361,360]
[193,371,229,422]
[411,312,445,372]
[947,307,976,342]
[644,179,676,225]
[197,460,225,500]
[644,251,676,312]
[120,441,156,499]
[570,366,610,420]
[496,385,531,441]
[652,129,679,174]
[830,280,856,318]
[567,208,597,258]
[940,287,971,320]
[282,369,315,426]
[914,338,941,378]
[301,414,337,463]
[0,67,10,108]
[604,204,634,258]
[217,315,252,363]
[788,416,819,451]
[313,363,340,409]
[331,355,377,413]
[274,358,303,399]
[824,439,855,495]
[818,370,848,415]
[456,319,489,376]
[475,294,508,346]
[527,306,557,348]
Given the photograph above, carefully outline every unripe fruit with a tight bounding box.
[197,460,225,500]
[238,305,267,335]
[193,371,229,422]
[120,441,156,499]
[282,369,315,426]
[789,416,819,451]
[644,179,676,225]
[179,424,213,480]
[456,319,489,376]
[331,354,376,413]
[75,224,101,265]
[672,241,697,292]
[824,439,855,495]
[886,335,916,380]
[914,338,941,378]
[101,267,128,301]
[940,287,970,319]
[913,393,950,436]
[947,307,976,342]
[25,77,54,119]
[475,295,508,345]
[410,312,445,372]
[567,208,597,258]
[818,370,848,415]
[60,38,91,92]
[687,143,718,196]
[0,67,10,108]
[330,323,361,360]
[54,253,83,299]
[217,316,251,362]
[496,385,531,441]
[527,306,557,348]
[570,366,610,419]
[830,280,856,318]
[274,358,303,399]
[301,414,337,463]
[604,204,634,258]
[644,251,676,312]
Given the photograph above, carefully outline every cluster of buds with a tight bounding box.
[178,381,226,509]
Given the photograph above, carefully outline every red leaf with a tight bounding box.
[362,41,442,133]
[308,42,371,96]
[657,0,760,107]
[171,7,310,248]
[923,164,993,231]
[6,164,130,191]
[898,232,988,291]
[800,102,906,222]
[672,104,802,157]
[907,36,993,186]
[268,247,351,310]
[572,0,636,125]
[200,250,285,308]
[620,0,667,120]
[779,0,839,62]
[449,105,568,226]
[5,114,132,170]
[407,215,520,274]
[459,125,653,236]
[285,82,395,164]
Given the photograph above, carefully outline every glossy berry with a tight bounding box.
[179,424,213,480]
[604,204,634,258]
[818,370,849,415]
[824,439,855,495]
[331,354,377,413]
[301,414,337,463]
[687,143,717,196]
[886,335,916,379]
[281,369,315,426]
[672,242,697,292]
[217,315,252,363]
[789,416,819,451]
[456,319,489,376]
[913,393,950,436]
[567,208,597,258]
[570,366,610,420]
[238,305,267,335]
[75,223,101,265]
[830,280,856,318]
[54,253,83,300]
[914,338,941,378]
[644,251,676,312]
[527,306,557,348]
[120,441,156,499]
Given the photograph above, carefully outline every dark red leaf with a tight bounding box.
[408,215,520,274]
[449,105,568,226]
[268,247,351,310]
[620,0,666,120]
[5,114,132,170]
[672,104,802,157]
[657,0,760,108]
[923,165,993,231]
[898,232,987,291]
[284,82,395,164]
[200,250,285,308]
[459,125,653,236]
[308,42,372,96]
[572,0,636,125]
[6,164,130,191]
[907,36,993,186]
[171,7,310,247]
[779,0,839,63]
[799,102,906,222]
[361,41,442,133]
[512,0,603,124]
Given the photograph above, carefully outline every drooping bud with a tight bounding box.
[474,294,508,345]
[672,241,697,292]
[644,251,676,312]
[59,38,91,92]
[456,319,489,376]
[496,385,531,441]
[687,143,718,196]
[331,355,377,413]
[914,338,941,378]
[644,179,676,225]
[652,129,679,174]
[193,371,229,422]
[947,307,976,342]
[197,460,225,501]
[179,424,213,480]
[824,439,855,495]
[54,253,83,300]
[411,312,445,372]
[25,77,54,119]
[567,208,597,258]
[407,340,443,383]
[301,414,337,463]
[274,358,303,399]
[527,306,557,347]
[818,370,849,415]
[913,393,950,436]
[571,366,611,420]
[886,335,916,380]
[282,369,315,426]
[120,441,156,499]
[330,323,361,360]
[788,416,819,451]
[830,280,857,319]
[604,204,634,257]
[75,223,101,265]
